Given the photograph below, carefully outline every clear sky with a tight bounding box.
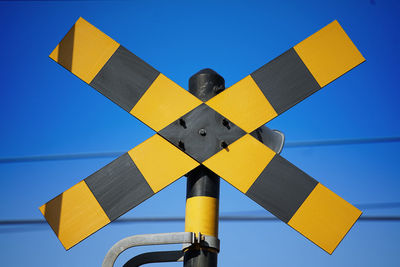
[0,0,399,266]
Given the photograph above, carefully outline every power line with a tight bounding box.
[2,216,399,235]
[0,151,123,164]
[2,201,399,233]
[356,202,400,210]
[2,201,400,226]
[285,136,400,148]
[0,0,124,2]
[1,136,399,164]
[0,215,399,228]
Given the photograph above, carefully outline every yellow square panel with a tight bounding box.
[185,196,219,237]
[203,134,276,193]
[294,20,365,87]
[131,74,202,132]
[288,183,362,254]
[49,17,119,84]
[39,181,110,250]
[128,134,199,193]
[206,75,277,133]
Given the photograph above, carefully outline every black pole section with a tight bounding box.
[183,69,224,267]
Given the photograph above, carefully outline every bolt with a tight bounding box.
[222,118,230,129]
[198,128,207,136]
[178,140,185,151]
[220,141,228,149]
[179,118,186,129]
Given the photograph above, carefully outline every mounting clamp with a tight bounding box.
[102,232,220,267]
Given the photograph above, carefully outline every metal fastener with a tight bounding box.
[198,128,207,136]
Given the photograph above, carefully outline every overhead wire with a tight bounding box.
[2,215,400,225]
[1,138,399,232]
[284,136,400,148]
[1,216,399,234]
[1,136,399,164]
[1,202,400,231]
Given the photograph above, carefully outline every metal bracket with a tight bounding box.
[182,232,220,252]
[250,126,285,154]
[123,250,184,267]
[102,232,220,267]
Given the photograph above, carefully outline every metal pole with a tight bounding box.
[184,69,224,267]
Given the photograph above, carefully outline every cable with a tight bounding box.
[222,202,400,217]
[356,202,400,210]
[2,216,399,234]
[1,136,399,164]
[0,0,123,2]
[285,136,400,148]
[1,202,399,226]
[0,215,400,230]
[0,151,123,164]
[1,201,399,233]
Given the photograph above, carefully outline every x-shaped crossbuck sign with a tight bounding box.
[40,17,365,254]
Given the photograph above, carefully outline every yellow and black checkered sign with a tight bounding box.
[41,18,364,253]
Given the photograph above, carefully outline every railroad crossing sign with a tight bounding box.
[40,17,364,255]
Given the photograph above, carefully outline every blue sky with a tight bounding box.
[0,0,399,266]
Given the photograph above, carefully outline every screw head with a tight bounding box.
[220,141,228,148]
[222,118,230,129]
[198,128,207,136]
[178,140,185,151]
[179,118,187,129]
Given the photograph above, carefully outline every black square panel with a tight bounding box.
[84,153,154,221]
[90,46,160,112]
[250,48,321,115]
[246,155,318,223]
[159,104,246,162]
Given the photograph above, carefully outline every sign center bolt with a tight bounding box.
[198,128,207,136]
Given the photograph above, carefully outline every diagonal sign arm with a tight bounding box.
[40,134,199,250]
[202,134,361,254]
[44,17,205,251]
[207,20,365,134]
[200,22,365,253]
[49,17,202,132]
